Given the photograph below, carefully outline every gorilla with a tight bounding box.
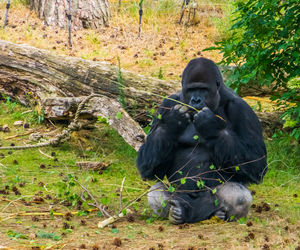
[137,58,267,224]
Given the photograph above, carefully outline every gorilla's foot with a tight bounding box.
[169,200,185,224]
[215,208,226,221]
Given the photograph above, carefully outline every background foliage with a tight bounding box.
[207,0,300,139]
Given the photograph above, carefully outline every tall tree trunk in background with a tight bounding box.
[29,0,110,29]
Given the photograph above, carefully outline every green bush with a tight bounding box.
[206,0,300,139]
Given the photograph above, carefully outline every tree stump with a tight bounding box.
[30,0,110,29]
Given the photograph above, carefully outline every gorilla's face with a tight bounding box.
[182,58,221,111]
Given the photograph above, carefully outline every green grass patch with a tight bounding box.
[0,100,299,248]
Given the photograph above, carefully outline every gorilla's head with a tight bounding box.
[181,58,224,111]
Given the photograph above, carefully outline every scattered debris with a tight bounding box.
[112,237,122,247]
[3,124,10,133]
[75,161,111,171]
[13,121,23,126]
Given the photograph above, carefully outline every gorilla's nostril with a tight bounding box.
[191,97,201,104]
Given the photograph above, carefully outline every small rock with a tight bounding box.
[3,125,10,133]
[14,121,23,127]
[29,233,37,240]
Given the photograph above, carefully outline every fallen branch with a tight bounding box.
[0,208,99,222]
[0,93,146,151]
[98,188,149,228]
[98,209,133,229]
[74,178,111,218]
[4,129,35,140]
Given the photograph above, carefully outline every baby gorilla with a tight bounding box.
[148,181,252,222]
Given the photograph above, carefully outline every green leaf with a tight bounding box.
[36,231,61,241]
[209,165,216,170]
[214,199,219,206]
[115,112,123,120]
[212,188,217,194]
[97,116,108,124]
[237,217,247,224]
[112,228,119,234]
[7,230,28,239]
[193,135,199,140]
[235,166,240,172]
[197,180,205,189]
[85,176,91,182]
[168,186,175,193]
[157,114,162,120]
[178,170,183,175]
[49,209,54,217]
[180,178,186,185]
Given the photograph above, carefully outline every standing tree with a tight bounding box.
[29,0,110,29]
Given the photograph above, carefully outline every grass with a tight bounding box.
[0,100,299,249]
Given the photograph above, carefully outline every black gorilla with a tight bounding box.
[137,58,267,224]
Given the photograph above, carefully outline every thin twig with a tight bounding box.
[21,109,33,115]
[74,178,111,217]
[1,195,33,212]
[120,177,126,210]
[98,188,150,228]
[5,129,35,140]
[38,149,54,158]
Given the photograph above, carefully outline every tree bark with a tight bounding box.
[29,0,110,29]
[0,40,283,141]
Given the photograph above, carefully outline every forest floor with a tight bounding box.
[0,101,299,250]
[0,1,299,249]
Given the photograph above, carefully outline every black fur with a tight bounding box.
[137,58,267,224]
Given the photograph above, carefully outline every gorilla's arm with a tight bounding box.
[137,94,189,180]
[194,97,267,184]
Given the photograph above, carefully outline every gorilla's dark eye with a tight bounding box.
[216,81,220,87]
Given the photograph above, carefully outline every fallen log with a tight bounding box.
[0,40,283,145]
[42,95,146,151]
[0,39,177,125]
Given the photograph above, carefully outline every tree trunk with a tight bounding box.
[29,0,110,29]
[0,40,283,140]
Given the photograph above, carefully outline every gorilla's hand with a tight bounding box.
[193,107,226,138]
[168,199,186,224]
[161,104,191,134]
